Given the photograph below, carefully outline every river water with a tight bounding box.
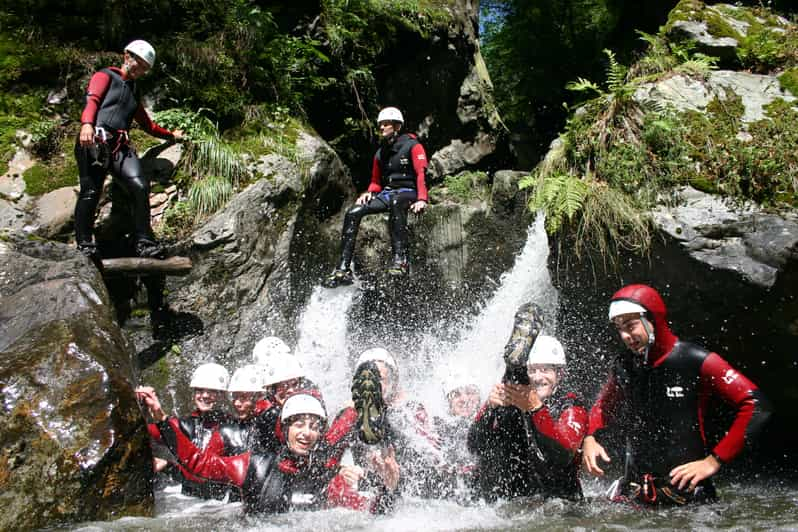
[70,217,796,530]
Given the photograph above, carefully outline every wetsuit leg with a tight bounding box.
[74,140,108,246]
[387,189,417,266]
[110,145,153,243]
[337,195,390,271]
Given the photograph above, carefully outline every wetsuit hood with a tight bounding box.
[610,284,677,366]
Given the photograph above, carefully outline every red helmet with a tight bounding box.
[610,284,677,364]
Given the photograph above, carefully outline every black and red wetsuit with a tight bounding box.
[335,132,429,271]
[74,66,174,248]
[591,284,772,505]
[468,387,587,501]
[146,409,231,500]
[156,414,396,514]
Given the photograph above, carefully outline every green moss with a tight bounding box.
[704,11,742,41]
[128,129,164,154]
[443,171,490,202]
[778,68,798,96]
[22,157,76,196]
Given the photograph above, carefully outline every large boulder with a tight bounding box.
[0,235,152,530]
[653,186,798,288]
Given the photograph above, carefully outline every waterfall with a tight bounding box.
[294,284,359,413]
[294,214,556,419]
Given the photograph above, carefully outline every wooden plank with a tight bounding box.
[101,256,192,276]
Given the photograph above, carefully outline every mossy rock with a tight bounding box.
[22,157,77,196]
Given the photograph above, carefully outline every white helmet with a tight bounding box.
[228,365,264,393]
[608,300,647,321]
[377,106,404,124]
[260,352,305,387]
[124,40,156,67]
[252,336,291,365]
[189,363,229,391]
[356,347,398,373]
[280,393,326,423]
[527,335,566,366]
[442,369,479,398]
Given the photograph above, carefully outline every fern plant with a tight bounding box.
[520,171,588,234]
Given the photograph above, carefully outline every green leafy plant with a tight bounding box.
[443,171,489,202]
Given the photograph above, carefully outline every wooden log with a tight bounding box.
[100,256,193,276]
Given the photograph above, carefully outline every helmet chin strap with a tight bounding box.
[640,315,656,365]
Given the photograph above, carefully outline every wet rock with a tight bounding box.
[0,236,153,530]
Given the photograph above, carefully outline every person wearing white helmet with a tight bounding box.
[322,347,445,501]
[251,335,291,364]
[258,351,314,407]
[75,39,183,262]
[322,106,430,287]
[468,327,587,501]
[154,391,398,514]
[136,362,232,500]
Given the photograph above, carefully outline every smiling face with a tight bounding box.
[231,392,258,420]
[527,365,560,400]
[193,388,221,413]
[447,385,481,418]
[272,378,301,406]
[286,414,322,456]
[612,313,651,355]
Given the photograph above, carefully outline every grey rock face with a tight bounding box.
[0,236,153,530]
[634,71,796,124]
[653,186,798,287]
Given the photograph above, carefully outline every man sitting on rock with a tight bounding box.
[323,106,429,287]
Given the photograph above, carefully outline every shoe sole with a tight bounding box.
[351,362,385,445]
[503,303,544,368]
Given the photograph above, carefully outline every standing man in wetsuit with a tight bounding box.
[582,284,772,505]
[323,107,429,287]
[75,40,182,260]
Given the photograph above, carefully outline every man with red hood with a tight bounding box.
[582,284,771,505]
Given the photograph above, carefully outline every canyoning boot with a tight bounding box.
[322,268,354,288]
[135,237,166,259]
[386,261,409,277]
[502,302,545,385]
[351,360,387,445]
[77,241,103,269]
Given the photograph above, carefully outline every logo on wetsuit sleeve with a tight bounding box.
[722,369,739,385]
[666,386,684,398]
[567,419,582,432]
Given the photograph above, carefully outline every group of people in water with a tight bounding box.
[79,40,771,516]
[135,283,771,516]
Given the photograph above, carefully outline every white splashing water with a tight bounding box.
[295,215,556,420]
[294,283,359,412]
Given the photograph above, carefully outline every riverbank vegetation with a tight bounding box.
[501,1,798,266]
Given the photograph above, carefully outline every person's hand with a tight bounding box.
[135,386,166,421]
[488,384,510,408]
[370,446,400,491]
[410,200,427,213]
[79,123,95,147]
[356,192,373,205]
[669,455,721,491]
[171,129,184,141]
[505,383,543,412]
[153,457,169,473]
[582,435,611,476]
[339,465,364,487]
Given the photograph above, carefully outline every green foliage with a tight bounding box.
[738,25,798,72]
[152,107,248,219]
[187,175,234,218]
[443,171,489,202]
[779,68,798,96]
[521,171,587,234]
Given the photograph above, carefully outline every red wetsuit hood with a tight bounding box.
[611,284,677,365]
